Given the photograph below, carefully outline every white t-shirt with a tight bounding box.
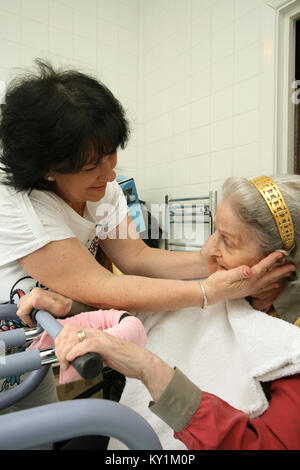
[0,179,127,397]
[0,179,128,304]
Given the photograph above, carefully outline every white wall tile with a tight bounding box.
[172,159,190,186]
[65,0,96,17]
[234,76,259,115]
[191,7,210,47]
[0,10,21,43]
[188,67,211,101]
[212,25,234,63]
[0,66,9,83]
[20,44,46,68]
[191,40,210,74]
[49,1,73,33]
[211,148,233,180]
[22,18,49,50]
[189,154,210,184]
[73,9,97,42]
[212,0,234,33]
[49,27,73,58]
[118,28,138,56]
[0,39,20,69]
[233,142,260,176]
[173,105,190,134]
[211,87,233,122]
[97,19,119,49]
[211,118,233,152]
[97,0,118,24]
[190,96,210,129]
[233,110,258,147]
[212,55,234,93]
[0,0,21,15]
[73,35,97,67]
[189,125,210,157]
[22,0,49,24]
[235,8,260,52]
[234,0,259,19]
[235,42,260,83]
[172,132,189,161]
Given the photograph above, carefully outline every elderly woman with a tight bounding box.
[0,60,290,413]
[53,174,300,450]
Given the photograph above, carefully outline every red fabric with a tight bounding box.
[174,374,300,450]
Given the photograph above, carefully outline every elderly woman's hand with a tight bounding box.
[17,288,72,327]
[55,324,175,402]
[203,251,296,305]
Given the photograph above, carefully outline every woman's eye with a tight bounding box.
[84,166,97,172]
[222,235,231,248]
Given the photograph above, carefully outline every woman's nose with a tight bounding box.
[209,232,221,257]
[97,156,116,182]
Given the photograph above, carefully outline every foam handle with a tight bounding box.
[31,308,103,379]
[71,352,103,379]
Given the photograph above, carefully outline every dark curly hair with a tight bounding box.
[0,59,130,191]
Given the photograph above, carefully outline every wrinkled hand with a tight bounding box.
[17,288,72,327]
[250,278,287,311]
[203,251,296,305]
[54,324,148,379]
[55,324,175,402]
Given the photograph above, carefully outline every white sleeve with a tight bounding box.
[0,185,75,265]
[95,180,128,239]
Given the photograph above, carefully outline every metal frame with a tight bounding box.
[165,191,217,251]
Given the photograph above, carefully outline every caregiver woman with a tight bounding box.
[0,61,292,406]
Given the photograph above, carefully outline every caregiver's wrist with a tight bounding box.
[141,351,175,403]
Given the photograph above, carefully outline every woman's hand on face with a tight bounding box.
[16,288,72,327]
[203,251,296,305]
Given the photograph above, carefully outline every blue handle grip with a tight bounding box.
[0,349,42,379]
[0,304,18,321]
[31,309,103,379]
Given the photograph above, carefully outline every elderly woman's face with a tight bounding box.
[211,198,264,271]
[50,153,117,205]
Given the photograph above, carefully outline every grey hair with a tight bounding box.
[222,175,300,256]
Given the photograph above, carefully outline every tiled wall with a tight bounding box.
[0,0,140,178]
[137,0,274,205]
[0,0,277,207]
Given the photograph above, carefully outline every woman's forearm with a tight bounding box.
[85,274,204,313]
[128,245,210,280]
[141,352,175,402]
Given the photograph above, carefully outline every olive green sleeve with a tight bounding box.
[148,367,202,432]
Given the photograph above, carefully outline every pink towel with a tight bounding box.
[27,310,147,384]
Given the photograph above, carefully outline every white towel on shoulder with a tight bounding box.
[108,299,300,450]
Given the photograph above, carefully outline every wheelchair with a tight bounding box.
[0,304,162,450]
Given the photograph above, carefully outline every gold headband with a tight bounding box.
[251,176,295,251]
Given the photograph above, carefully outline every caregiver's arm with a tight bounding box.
[100,214,218,279]
[17,237,295,315]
